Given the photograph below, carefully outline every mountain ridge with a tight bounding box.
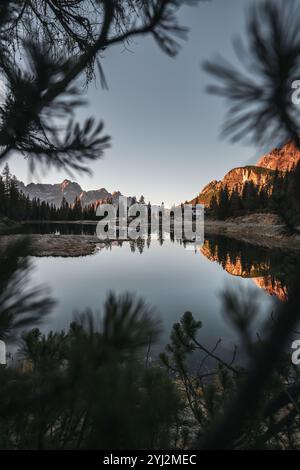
[190,141,300,207]
[17,179,129,208]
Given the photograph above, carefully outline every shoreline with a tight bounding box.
[0,213,299,256]
[204,222,300,250]
[204,213,300,250]
[0,234,128,257]
[20,219,99,225]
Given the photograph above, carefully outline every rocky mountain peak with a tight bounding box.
[256,141,300,172]
[17,178,127,208]
[61,179,82,192]
[191,141,299,207]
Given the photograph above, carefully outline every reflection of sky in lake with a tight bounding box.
[29,238,276,362]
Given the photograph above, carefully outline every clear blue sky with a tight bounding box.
[7,0,264,207]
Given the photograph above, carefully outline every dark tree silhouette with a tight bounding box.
[0,0,201,174]
[203,0,300,149]
[0,293,182,449]
[0,237,54,341]
[2,0,300,452]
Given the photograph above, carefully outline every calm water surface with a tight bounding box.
[25,223,283,361]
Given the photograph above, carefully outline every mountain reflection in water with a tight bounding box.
[199,236,292,302]
[19,222,297,302]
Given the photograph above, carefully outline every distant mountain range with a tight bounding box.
[17,179,129,207]
[189,141,300,207]
[17,141,300,210]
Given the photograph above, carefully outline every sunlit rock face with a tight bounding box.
[199,238,288,301]
[257,141,300,172]
[223,166,273,189]
[190,141,300,208]
[195,180,223,207]
[194,165,275,207]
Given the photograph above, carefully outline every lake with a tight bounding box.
[22,223,287,364]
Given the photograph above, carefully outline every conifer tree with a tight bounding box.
[218,186,230,220]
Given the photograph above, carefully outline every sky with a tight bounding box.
[6,0,264,207]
